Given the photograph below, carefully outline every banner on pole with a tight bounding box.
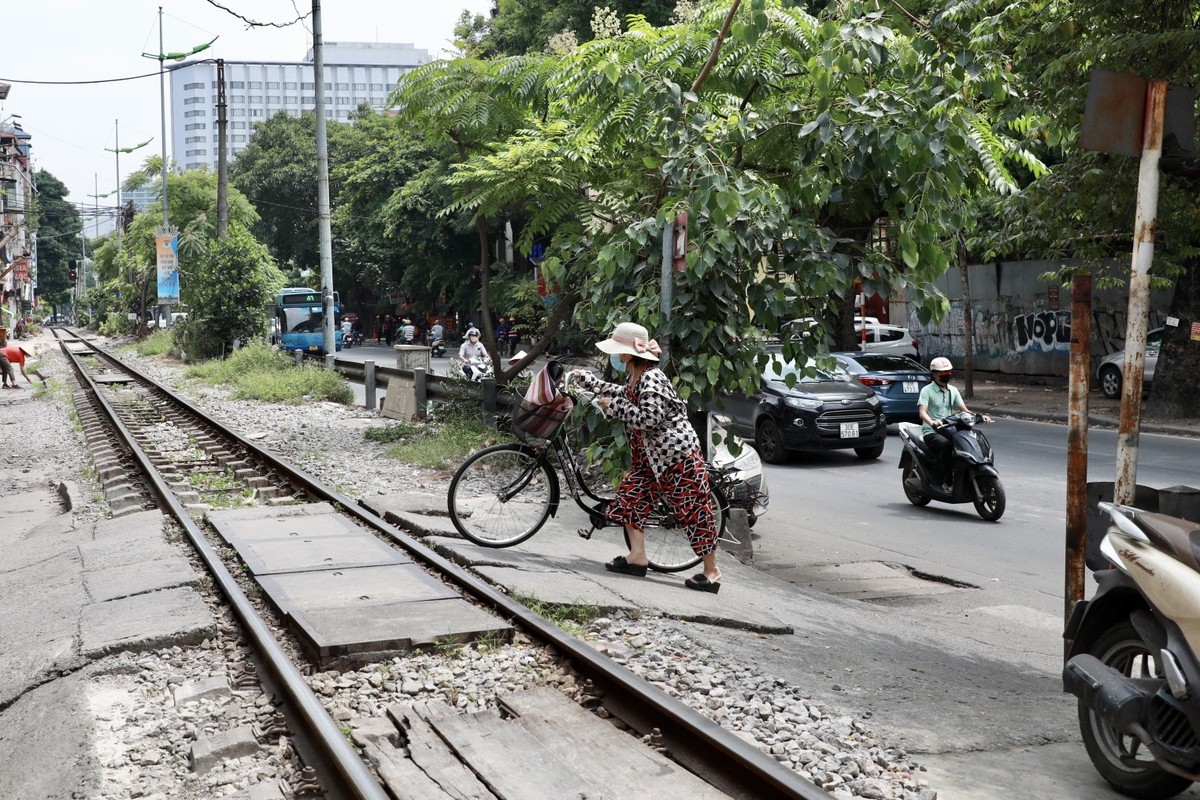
[156,231,179,304]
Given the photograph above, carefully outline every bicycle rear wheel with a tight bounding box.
[448,444,555,547]
[632,485,728,573]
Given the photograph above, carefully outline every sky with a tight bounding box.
[1,0,494,220]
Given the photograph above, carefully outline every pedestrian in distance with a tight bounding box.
[0,328,11,389]
[570,321,722,593]
[506,316,520,358]
[495,317,511,356]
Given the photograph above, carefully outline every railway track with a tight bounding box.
[56,329,830,800]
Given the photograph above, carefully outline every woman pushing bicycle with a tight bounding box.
[570,322,722,594]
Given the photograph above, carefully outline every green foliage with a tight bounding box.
[176,224,285,359]
[134,330,174,357]
[28,170,79,307]
[365,415,500,469]
[399,0,1019,408]
[184,342,352,404]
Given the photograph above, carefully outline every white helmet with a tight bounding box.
[929,357,953,372]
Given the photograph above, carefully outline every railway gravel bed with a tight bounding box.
[4,335,937,799]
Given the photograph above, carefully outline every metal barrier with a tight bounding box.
[331,358,509,417]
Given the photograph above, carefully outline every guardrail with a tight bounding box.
[330,357,506,417]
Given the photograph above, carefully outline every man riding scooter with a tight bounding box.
[918,357,991,492]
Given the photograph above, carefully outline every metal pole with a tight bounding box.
[660,220,673,364]
[312,0,336,362]
[158,6,169,229]
[1065,274,1092,630]
[216,59,228,239]
[1114,79,1166,506]
[157,7,171,331]
[958,231,975,399]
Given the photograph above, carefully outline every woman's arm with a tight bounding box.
[573,370,625,399]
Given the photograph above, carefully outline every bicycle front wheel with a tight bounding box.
[634,485,728,573]
[448,444,555,547]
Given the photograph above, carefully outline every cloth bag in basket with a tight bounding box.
[516,362,573,439]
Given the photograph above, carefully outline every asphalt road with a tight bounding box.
[751,417,1200,615]
[723,419,1200,799]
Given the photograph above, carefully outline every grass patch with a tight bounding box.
[184,343,352,404]
[364,416,502,470]
[134,330,175,357]
[509,591,603,638]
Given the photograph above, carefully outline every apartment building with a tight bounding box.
[0,120,34,325]
[167,42,432,173]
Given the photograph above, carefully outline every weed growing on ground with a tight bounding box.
[510,591,603,638]
[364,415,504,470]
[133,330,175,357]
[184,343,352,404]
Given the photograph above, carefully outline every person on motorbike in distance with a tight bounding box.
[428,318,445,344]
[458,328,487,377]
[917,357,991,491]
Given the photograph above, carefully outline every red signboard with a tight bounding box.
[11,257,28,280]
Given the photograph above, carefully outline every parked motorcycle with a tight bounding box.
[460,356,494,382]
[1064,502,1200,799]
[897,411,1005,521]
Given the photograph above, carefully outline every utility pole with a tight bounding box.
[312,0,337,361]
[216,59,228,239]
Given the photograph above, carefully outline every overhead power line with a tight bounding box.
[0,71,161,86]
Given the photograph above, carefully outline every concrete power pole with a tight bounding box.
[216,59,228,240]
[312,0,336,362]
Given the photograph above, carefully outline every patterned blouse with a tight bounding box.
[576,367,701,478]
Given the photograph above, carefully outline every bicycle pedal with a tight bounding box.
[577,527,595,540]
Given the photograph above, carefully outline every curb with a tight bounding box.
[975,404,1200,439]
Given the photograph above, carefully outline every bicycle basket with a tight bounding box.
[513,395,574,441]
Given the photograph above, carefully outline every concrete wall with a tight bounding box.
[906,260,1175,377]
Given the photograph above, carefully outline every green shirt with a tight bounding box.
[919,382,964,437]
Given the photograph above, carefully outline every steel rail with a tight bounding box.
[55,331,388,800]
[63,333,831,800]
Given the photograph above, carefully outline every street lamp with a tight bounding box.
[141,8,216,229]
[104,120,151,237]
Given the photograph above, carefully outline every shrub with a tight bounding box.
[185,342,352,404]
[135,330,174,357]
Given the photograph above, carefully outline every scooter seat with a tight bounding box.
[899,423,931,456]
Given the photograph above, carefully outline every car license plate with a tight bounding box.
[840,422,859,438]
[903,381,919,393]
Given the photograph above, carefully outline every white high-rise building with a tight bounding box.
[167,42,432,173]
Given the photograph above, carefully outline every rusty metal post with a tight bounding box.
[1066,274,1092,628]
[958,231,975,399]
[1114,79,1167,506]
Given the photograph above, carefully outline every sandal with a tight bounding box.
[605,555,648,577]
[684,573,721,594]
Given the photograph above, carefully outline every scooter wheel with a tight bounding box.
[973,476,1005,521]
[902,463,931,507]
[1077,620,1193,799]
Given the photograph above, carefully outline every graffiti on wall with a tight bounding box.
[1014,310,1071,352]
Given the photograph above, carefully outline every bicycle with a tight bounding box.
[445,363,731,573]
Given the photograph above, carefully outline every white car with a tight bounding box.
[708,415,769,526]
[1096,327,1161,399]
[854,323,920,359]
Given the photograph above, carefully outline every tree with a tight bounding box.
[229,112,327,277]
[29,170,80,313]
[977,0,1200,418]
[330,109,478,320]
[176,223,285,359]
[400,0,1019,399]
[455,0,678,57]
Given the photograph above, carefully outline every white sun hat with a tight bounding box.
[594,321,661,361]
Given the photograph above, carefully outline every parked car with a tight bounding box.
[714,355,887,464]
[853,323,920,358]
[1096,327,1162,399]
[831,352,931,424]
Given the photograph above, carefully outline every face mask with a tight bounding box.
[610,354,626,372]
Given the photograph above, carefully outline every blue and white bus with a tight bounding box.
[275,287,343,355]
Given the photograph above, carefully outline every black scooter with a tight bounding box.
[429,336,446,358]
[897,411,1005,521]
